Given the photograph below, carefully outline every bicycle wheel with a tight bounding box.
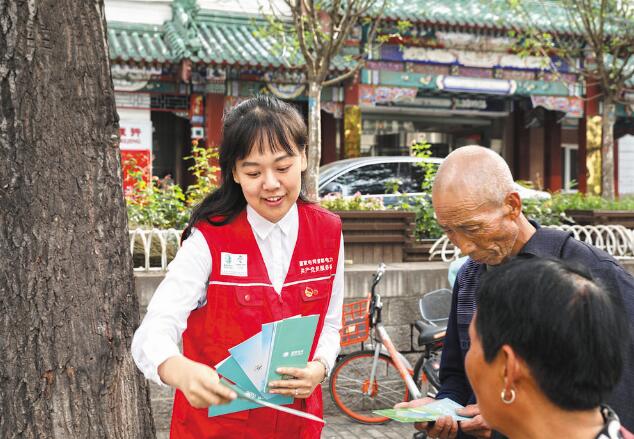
[329,349,409,424]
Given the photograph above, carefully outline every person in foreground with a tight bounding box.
[467,257,632,439]
[131,96,344,438]
[397,145,634,438]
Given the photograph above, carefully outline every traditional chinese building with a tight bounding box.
[105,0,634,195]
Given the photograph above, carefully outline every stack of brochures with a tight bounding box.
[372,398,472,423]
[209,314,319,417]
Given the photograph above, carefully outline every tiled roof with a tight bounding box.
[189,12,351,70]
[193,13,287,67]
[108,12,351,70]
[108,22,174,63]
[381,0,576,34]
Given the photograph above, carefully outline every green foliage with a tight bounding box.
[125,160,189,229]
[319,193,384,211]
[125,142,220,229]
[389,140,444,239]
[399,197,444,239]
[522,192,634,225]
[384,177,403,194]
[184,140,220,206]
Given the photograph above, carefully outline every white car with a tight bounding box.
[319,156,550,204]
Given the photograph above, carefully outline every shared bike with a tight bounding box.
[329,263,451,424]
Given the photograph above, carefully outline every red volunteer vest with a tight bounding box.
[170,203,342,439]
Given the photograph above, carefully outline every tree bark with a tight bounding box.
[601,97,616,200]
[305,81,322,201]
[0,1,155,438]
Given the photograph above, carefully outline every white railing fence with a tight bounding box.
[129,225,634,271]
[129,228,183,272]
[428,225,634,262]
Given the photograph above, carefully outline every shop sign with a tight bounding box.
[189,95,204,125]
[359,84,417,106]
[531,96,584,118]
[119,119,153,196]
[119,120,152,151]
[437,76,516,95]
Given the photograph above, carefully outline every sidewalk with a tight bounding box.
[323,413,417,439]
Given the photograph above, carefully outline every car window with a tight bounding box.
[328,163,400,196]
[398,161,437,193]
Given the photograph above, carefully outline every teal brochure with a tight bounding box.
[265,314,319,390]
[372,399,473,423]
[217,377,324,424]
[259,321,277,399]
[228,331,267,394]
[209,356,292,417]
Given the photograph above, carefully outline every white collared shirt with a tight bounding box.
[131,204,344,385]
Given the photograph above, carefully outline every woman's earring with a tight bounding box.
[500,388,516,404]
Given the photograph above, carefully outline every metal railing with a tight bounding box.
[129,228,183,272]
[428,225,634,262]
[128,225,634,271]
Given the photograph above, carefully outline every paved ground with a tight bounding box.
[323,413,419,439]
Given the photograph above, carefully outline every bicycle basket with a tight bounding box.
[340,297,370,347]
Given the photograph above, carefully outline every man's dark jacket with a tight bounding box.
[436,225,634,437]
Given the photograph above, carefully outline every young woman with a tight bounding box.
[132,96,344,438]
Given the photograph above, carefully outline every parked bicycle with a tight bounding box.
[329,263,450,424]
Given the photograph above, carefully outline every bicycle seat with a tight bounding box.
[414,320,446,346]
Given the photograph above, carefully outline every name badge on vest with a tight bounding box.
[220,252,248,277]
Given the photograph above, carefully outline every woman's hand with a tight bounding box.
[267,361,326,399]
[395,397,458,439]
[456,404,491,438]
[158,356,237,408]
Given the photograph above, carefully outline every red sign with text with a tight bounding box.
[119,120,152,195]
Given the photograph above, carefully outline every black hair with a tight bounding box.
[183,95,309,240]
[475,257,629,411]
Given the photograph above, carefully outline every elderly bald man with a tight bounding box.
[397,146,634,439]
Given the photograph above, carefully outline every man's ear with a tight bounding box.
[505,192,522,219]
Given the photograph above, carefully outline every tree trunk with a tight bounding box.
[304,81,322,201]
[0,2,155,438]
[601,97,616,200]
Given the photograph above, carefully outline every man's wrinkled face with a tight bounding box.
[433,190,519,266]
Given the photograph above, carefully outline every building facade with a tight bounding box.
[106,0,634,195]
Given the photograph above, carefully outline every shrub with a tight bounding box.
[319,192,384,211]
[125,141,220,230]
